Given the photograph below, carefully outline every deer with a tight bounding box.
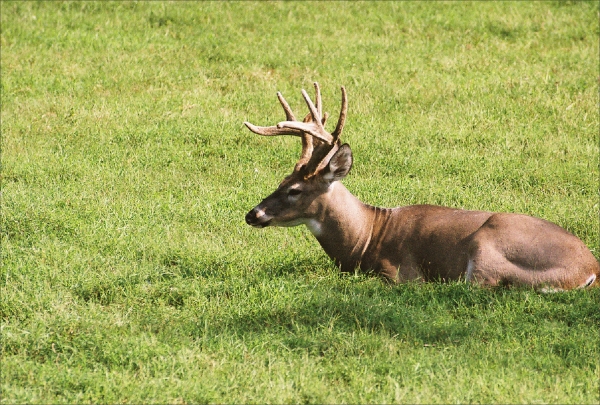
[244,82,599,291]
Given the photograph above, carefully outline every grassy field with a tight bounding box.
[1,1,599,403]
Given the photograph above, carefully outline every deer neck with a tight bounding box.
[305,182,379,272]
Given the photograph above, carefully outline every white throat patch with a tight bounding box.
[305,219,323,237]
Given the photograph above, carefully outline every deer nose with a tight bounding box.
[245,209,256,225]
[246,207,265,225]
[245,207,271,227]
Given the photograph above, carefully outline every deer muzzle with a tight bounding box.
[245,206,272,228]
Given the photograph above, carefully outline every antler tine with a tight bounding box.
[313,82,322,118]
[301,83,325,124]
[321,112,329,127]
[331,86,347,143]
[277,92,296,121]
[301,88,323,125]
[313,82,330,127]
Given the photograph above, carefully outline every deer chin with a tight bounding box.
[246,219,271,228]
[271,218,307,228]
[252,220,271,228]
[248,216,272,228]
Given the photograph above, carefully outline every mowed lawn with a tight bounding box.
[1,1,598,403]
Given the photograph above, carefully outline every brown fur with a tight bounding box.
[247,173,599,289]
[244,83,599,290]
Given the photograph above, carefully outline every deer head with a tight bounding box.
[244,83,352,228]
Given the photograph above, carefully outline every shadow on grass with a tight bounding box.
[68,253,600,351]
[159,249,332,280]
[185,256,600,350]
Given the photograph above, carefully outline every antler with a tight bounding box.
[243,83,338,143]
[244,82,348,175]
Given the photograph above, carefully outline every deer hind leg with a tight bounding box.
[465,233,551,288]
[466,238,597,290]
[466,213,600,290]
[465,243,523,287]
[467,244,565,289]
[466,253,555,288]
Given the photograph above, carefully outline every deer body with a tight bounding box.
[244,83,599,290]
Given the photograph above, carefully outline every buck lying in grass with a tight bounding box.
[244,83,599,291]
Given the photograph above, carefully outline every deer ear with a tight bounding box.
[324,144,353,182]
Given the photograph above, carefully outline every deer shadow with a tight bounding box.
[185,256,504,348]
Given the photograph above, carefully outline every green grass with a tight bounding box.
[1,1,599,403]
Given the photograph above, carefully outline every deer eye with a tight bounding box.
[288,188,302,196]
